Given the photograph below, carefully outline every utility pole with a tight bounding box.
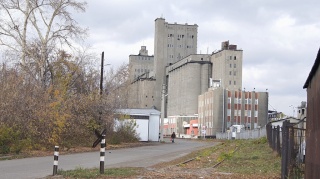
[100,52,104,96]
[98,52,104,126]
[160,84,165,141]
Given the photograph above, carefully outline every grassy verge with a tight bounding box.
[57,167,140,178]
[215,138,281,176]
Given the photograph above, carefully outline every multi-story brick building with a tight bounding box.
[198,85,268,137]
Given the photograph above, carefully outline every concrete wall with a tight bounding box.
[198,88,225,137]
[128,78,156,109]
[166,54,211,116]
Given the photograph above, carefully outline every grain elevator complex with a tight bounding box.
[127,18,268,138]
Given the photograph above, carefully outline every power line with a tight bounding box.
[268,103,276,111]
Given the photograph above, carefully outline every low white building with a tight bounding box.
[115,108,160,142]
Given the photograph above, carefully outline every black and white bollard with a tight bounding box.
[53,146,59,176]
[100,134,106,174]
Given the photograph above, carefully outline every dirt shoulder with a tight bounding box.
[0,141,160,160]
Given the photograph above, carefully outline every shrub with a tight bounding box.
[0,125,21,154]
[108,119,139,144]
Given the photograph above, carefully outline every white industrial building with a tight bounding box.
[115,108,160,142]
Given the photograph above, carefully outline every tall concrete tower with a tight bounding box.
[211,41,243,91]
[153,18,198,110]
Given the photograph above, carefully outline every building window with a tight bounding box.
[255,99,258,105]
[229,80,231,85]
[254,111,258,117]
[234,64,236,68]
[248,110,251,117]
[234,71,236,76]
[234,56,237,60]
[228,97,231,103]
[229,71,232,75]
[230,56,232,60]
[230,64,232,68]
[234,81,236,85]
[227,109,231,116]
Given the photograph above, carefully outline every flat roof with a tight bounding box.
[116,108,160,116]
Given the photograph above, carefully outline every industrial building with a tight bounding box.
[127,18,269,138]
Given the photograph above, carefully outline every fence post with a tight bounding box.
[281,121,289,179]
[266,124,271,147]
[273,126,277,151]
[53,146,59,176]
[276,125,281,155]
[100,134,106,174]
[289,124,294,171]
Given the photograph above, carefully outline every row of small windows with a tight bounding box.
[230,63,237,68]
[168,34,194,39]
[167,44,193,48]
[168,55,184,59]
[200,109,258,118]
[135,69,150,73]
[228,56,237,60]
[200,97,258,107]
[137,57,152,60]
[229,71,237,76]
[229,81,237,85]
[227,109,258,117]
[228,97,259,105]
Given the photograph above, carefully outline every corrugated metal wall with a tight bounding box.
[305,64,320,178]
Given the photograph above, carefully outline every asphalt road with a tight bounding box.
[0,138,218,179]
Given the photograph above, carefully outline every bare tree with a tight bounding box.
[0,0,87,87]
[104,63,130,108]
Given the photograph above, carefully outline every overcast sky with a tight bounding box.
[73,0,320,117]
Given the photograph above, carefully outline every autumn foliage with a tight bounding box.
[0,53,131,154]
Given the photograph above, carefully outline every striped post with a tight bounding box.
[100,134,106,174]
[53,146,59,176]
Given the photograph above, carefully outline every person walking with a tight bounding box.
[171,132,176,143]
